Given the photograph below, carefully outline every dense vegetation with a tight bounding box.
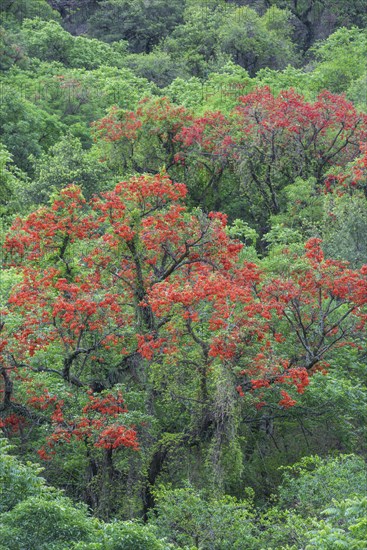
[1,1,367,548]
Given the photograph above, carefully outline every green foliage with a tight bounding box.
[0,496,93,550]
[261,0,367,51]
[69,38,128,70]
[278,454,367,517]
[161,4,298,79]
[227,219,258,246]
[199,62,252,113]
[0,439,46,512]
[311,27,367,93]
[74,521,174,550]
[305,497,367,549]
[27,135,113,204]
[150,486,257,549]
[124,51,189,88]
[323,194,367,267]
[0,26,28,71]
[299,367,367,452]
[161,4,230,79]
[163,76,204,109]
[0,440,172,549]
[164,62,252,113]
[0,0,59,26]
[0,142,28,218]
[0,90,65,173]
[269,177,323,241]
[19,18,74,65]
[255,65,317,99]
[346,72,367,110]
[88,0,184,53]
[220,6,299,76]
[18,18,128,68]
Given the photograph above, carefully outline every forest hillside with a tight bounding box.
[1,1,367,548]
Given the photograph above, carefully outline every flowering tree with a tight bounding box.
[232,88,367,214]
[94,88,367,230]
[1,174,366,514]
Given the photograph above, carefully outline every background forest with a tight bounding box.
[1,1,367,548]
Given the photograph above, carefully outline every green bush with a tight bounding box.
[278,454,367,517]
